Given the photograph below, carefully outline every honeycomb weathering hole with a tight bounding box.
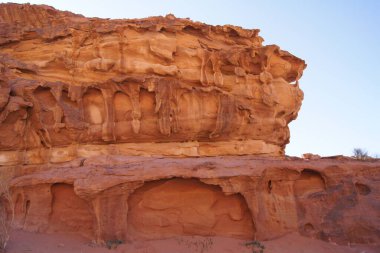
[127,178,255,240]
[303,223,315,235]
[355,183,371,195]
[294,169,326,197]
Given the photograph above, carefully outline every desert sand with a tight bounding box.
[7,230,380,253]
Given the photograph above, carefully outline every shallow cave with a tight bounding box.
[294,169,326,197]
[48,183,94,237]
[127,178,255,240]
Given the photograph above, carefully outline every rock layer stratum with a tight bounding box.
[0,3,379,250]
[7,156,380,245]
[0,3,306,165]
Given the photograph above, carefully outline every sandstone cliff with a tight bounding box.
[1,3,379,251]
[0,3,306,166]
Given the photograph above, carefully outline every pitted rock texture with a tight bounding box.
[3,3,377,251]
[0,3,306,165]
[6,156,380,245]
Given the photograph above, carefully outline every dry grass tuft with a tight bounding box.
[0,172,14,253]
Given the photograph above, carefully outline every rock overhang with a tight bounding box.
[0,3,306,164]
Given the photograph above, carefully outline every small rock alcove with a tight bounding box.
[294,169,326,197]
[127,178,255,240]
[48,183,94,237]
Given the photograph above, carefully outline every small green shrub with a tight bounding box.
[245,240,265,253]
[105,239,124,250]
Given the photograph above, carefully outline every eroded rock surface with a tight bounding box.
[6,156,380,245]
[0,3,306,165]
[1,3,379,251]
[127,179,255,240]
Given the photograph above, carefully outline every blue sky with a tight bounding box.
[3,0,380,157]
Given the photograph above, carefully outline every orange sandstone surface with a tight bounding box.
[0,3,379,253]
[0,3,305,161]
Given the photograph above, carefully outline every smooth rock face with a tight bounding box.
[127,179,255,239]
[0,3,306,165]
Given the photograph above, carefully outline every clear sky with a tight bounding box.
[3,0,380,157]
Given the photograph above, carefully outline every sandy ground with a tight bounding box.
[6,230,380,253]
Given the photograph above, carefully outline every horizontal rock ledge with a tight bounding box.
[0,139,282,166]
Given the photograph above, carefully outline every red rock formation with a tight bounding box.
[7,156,380,245]
[0,3,306,166]
[127,179,254,240]
[1,3,379,251]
